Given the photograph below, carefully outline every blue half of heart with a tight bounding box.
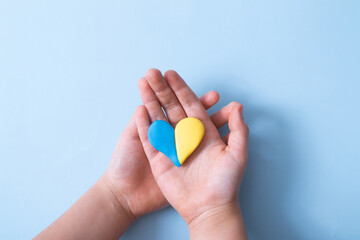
[147,120,181,167]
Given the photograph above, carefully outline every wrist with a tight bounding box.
[35,174,136,239]
[98,174,137,225]
[187,202,247,240]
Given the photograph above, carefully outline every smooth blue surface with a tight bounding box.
[0,0,359,239]
[148,120,180,167]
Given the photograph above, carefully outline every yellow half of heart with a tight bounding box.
[175,117,205,165]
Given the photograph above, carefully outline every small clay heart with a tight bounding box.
[147,117,205,167]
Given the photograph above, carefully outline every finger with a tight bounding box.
[210,101,237,129]
[139,73,217,123]
[200,91,220,110]
[211,102,238,144]
[138,77,167,122]
[226,103,249,162]
[121,110,138,139]
[164,70,208,118]
[135,105,175,176]
[145,69,186,126]
[164,70,217,132]
[135,105,158,159]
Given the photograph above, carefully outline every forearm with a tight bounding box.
[188,203,247,240]
[35,174,134,240]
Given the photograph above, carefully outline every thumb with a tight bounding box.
[226,103,249,163]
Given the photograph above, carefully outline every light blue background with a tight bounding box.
[1,0,359,239]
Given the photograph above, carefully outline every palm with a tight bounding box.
[149,123,244,222]
[106,114,167,217]
[105,85,221,218]
[136,69,248,223]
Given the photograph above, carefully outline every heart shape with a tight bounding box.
[148,117,205,167]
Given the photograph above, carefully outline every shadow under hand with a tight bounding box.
[204,82,301,240]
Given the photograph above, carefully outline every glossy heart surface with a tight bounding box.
[175,117,205,165]
[148,120,181,167]
[148,118,204,167]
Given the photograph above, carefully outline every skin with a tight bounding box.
[35,69,248,240]
[104,83,221,220]
[136,69,249,239]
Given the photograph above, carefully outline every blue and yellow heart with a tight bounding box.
[148,117,205,167]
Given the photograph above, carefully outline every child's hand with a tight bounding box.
[102,72,221,221]
[136,69,249,239]
[35,69,246,240]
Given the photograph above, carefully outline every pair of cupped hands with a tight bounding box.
[36,69,249,240]
[104,69,249,236]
